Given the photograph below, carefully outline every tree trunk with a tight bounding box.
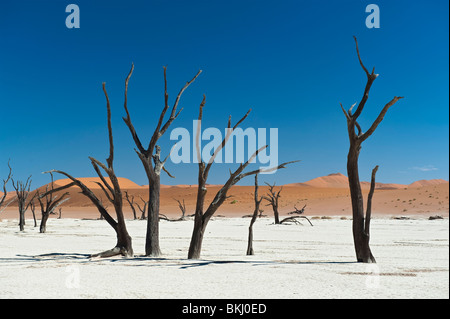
[188,217,207,259]
[115,222,133,257]
[347,145,375,263]
[246,223,255,256]
[273,206,280,225]
[146,175,161,256]
[19,204,25,231]
[188,172,207,259]
[40,213,49,233]
[247,174,261,255]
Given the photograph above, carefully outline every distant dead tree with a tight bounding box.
[43,82,133,258]
[0,161,13,214]
[174,198,186,220]
[122,63,201,256]
[246,174,263,256]
[136,196,148,220]
[160,198,186,222]
[280,204,313,226]
[340,36,403,263]
[11,176,35,231]
[29,201,37,227]
[187,96,297,259]
[124,191,138,220]
[37,173,70,233]
[263,182,282,224]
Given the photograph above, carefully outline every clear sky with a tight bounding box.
[0,0,448,189]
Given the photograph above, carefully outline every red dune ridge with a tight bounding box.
[1,174,448,219]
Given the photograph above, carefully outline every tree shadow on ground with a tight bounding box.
[1,253,358,269]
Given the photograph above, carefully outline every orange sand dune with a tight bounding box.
[408,179,449,188]
[287,173,447,190]
[53,177,144,189]
[1,175,448,220]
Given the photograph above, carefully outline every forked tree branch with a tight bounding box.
[350,36,378,121]
[42,170,118,230]
[341,37,404,143]
[359,96,404,142]
[122,63,201,163]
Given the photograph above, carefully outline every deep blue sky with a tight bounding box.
[0,0,448,189]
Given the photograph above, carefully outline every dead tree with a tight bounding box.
[173,198,186,220]
[136,196,148,220]
[122,64,201,256]
[37,173,70,233]
[29,201,37,227]
[124,190,138,220]
[11,176,34,231]
[280,205,313,226]
[0,161,13,213]
[43,82,133,258]
[187,96,297,259]
[263,182,282,224]
[159,198,187,222]
[246,174,263,255]
[340,36,403,263]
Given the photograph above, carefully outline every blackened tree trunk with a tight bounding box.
[146,172,161,256]
[188,96,297,259]
[12,176,34,232]
[39,213,49,233]
[247,174,262,255]
[341,36,403,263]
[122,64,201,256]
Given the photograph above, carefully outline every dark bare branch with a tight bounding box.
[351,36,379,121]
[89,157,115,197]
[280,215,313,226]
[203,109,252,178]
[149,68,202,154]
[43,170,118,229]
[353,35,372,78]
[122,63,146,155]
[359,96,404,142]
[102,83,114,168]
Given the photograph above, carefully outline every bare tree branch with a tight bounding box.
[365,165,379,237]
[359,96,404,142]
[350,36,379,121]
